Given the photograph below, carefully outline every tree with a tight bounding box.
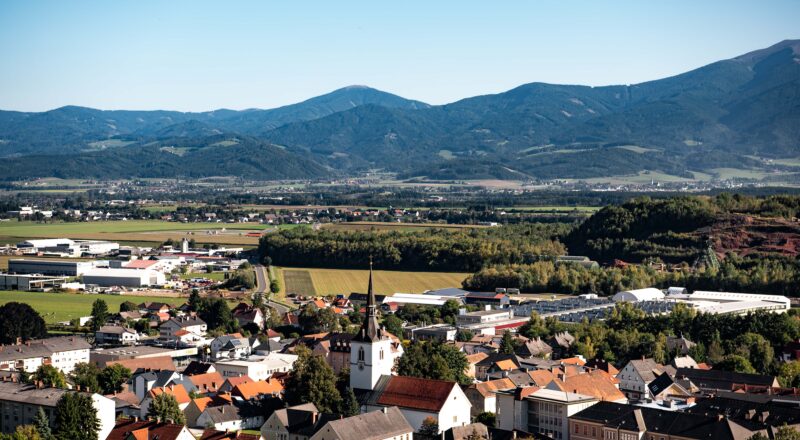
[750,426,800,440]
[396,341,470,386]
[147,392,186,424]
[707,330,725,363]
[339,387,360,417]
[500,331,517,355]
[383,314,403,338]
[89,299,109,333]
[419,416,439,436]
[0,302,47,344]
[285,345,342,413]
[70,362,100,393]
[733,332,774,374]
[33,365,67,389]
[456,329,474,342]
[188,289,202,312]
[34,407,52,440]
[519,312,548,339]
[198,298,237,332]
[270,279,280,294]
[119,301,138,312]
[779,361,800,388]
[55,393,99,440]
[715,355,756,374]
[475,411,496,428]
[98,364,131,394]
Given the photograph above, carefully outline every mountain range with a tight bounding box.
[1,40,799,181]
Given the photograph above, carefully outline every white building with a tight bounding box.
[82,267,165,287]
[214,352,297,381]
[8,259,95,276]
[0,336,90,374]
[617,358,673,400]
[612,288,665,302]
[0,381,116,440]
[95,326,140,345]
[362,375,471,434]
[496,387,598,440]
[381,292,455,307]
[159,316,207,346]
[350,265,399,391]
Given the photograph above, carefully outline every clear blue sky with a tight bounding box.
[1,0,797,112]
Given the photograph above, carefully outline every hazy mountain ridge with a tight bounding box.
[1,40,798,181]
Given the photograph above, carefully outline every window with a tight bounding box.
[358,347,365,362]
[380,348,385,360]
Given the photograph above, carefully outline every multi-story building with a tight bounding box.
[495,386,598,440]
[0,336,90,374]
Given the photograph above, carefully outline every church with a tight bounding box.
[350,261,472,434]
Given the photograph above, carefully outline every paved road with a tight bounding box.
[254,264,291,315]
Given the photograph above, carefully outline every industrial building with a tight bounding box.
[380,292,459,307]
[81,268,165,287]
[15,238,118,257]
[0,273,67,291]
[8,258,95,276]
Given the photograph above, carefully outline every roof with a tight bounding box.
[149,384,191,405]
[445,422,490,440]
[571,401,757,440]
[104,356,176,371]
[0,381,77,407]
[316,406,413,440]
[585,359,619,376]
[201,404,241,424]
[528,369,557,386]
[626,358,670,383]
[0,336,91,362]
[232,378,284,399]
[106,418,189,440]
[612,288,665,302]
[371,375,457,412]
[352,262,388,343]
[183,361,215,376]
[97,325,137,335]
[199,429,262,440]
[549,370,627,402]
[165,316,206,328]
[675,367,778,391]
[221,375,253,390]
[466,352,489,365]
[470,378,516,397]
[124,259,158,269]
[190,372,224,394]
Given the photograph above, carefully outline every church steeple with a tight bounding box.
[353,257,382,342]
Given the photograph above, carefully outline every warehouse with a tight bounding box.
[8,259,95,276]
[82,268,165,287]
[0,273,68,290]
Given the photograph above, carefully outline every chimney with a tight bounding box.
[382,407,388,414]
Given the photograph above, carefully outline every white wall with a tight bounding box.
[92,393,117,440]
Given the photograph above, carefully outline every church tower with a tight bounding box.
[350,259,394,390]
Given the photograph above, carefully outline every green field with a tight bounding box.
[0,291,185,323]
[0,219,267,246]
[277,267,468,296]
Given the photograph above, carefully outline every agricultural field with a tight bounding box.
[277,266,468,296]
[0,219,268,246]
[323,221,484,232]
[0,290,185,323]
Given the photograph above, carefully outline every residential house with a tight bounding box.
[548,331,575,359]
[646,372,694,407]
[474,353,520,381]
[617,358,675,400]
[95,325,139,345]
[200,429,263,440]
[232,378,284,400]
[545,370,627,404]
[0,381,116,439]
[232,303,266,330]
[106,418,195,440]
[0,336,90,374]
[361,375,472,434]
[219,375,254,394]
[210,334,255,360]
[309,406,414,440]
[495,386,599,440]
[516,337,553,359]
[261,403,335,440]
[666,335,696,355]
[190,371,225,395]
[160,316,208,346]
[465,378,516,417]
[139,384,192,418]
[465,352,489,379]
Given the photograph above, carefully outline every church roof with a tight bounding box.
[352,260,388,343]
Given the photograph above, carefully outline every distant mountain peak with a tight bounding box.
[734,39,800,64]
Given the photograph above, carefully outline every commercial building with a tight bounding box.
[214,352,298,381]
[0,273,67,291]
[496,386,599,440]
[456,309,513,325]
[381,292,457,307]
[82,267,165,287]
[15,239,118,257]
[8,259,95,276]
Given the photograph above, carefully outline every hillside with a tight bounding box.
[1,40,799,180]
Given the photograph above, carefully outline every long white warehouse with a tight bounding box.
[82,268,165,287]
[8,259,95,276]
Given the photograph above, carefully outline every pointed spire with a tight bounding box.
[353,256,383,342]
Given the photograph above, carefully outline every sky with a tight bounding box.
[0,1,798,112]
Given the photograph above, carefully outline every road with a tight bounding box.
[254,264,291,315]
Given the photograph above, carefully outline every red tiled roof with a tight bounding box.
[106,419,188,440]
[232,378,284,399]
[103,356,176,371]
[125,260,158,269]
[222,375,253,389]
[150,384,191,405]
[190,372,224,394]
[376,376,456,412]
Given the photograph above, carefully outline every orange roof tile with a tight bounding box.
[104,356,175,372]
[528,369,557,386]
[472,378,516,397]
[495,359,517,371]
[150,384,191,405]
[232,378,284,399]
[466,352,489,364]
[376,376,457,412]
[550,370,625,402]
[190,372,224,394]
[560,357,586,366]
